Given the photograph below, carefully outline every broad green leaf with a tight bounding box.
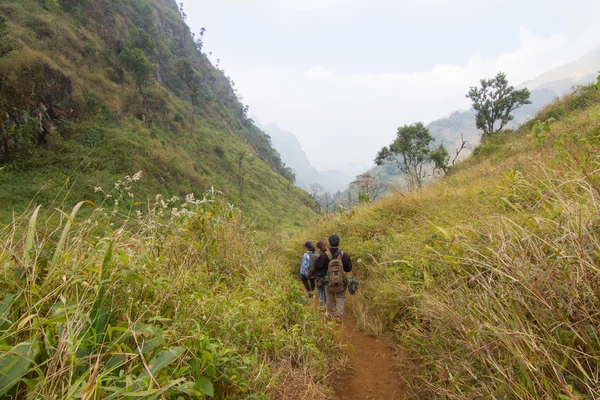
[0,340,39,396]
[195,377,214,397]
[133,346,185,390]
[24,205,41,272]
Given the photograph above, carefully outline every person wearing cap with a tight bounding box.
[312,234,353,323]
[300,241,317,295]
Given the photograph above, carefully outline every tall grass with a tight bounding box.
[295,85,600,398]
[0,180,339,399]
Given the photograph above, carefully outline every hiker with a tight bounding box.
[311,240,328,307]
[300,241,317,295]
[313,234,352,323]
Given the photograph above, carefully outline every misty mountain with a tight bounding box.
[360,48,600,192]
[261,122,360,193]
[260,123,322,190]
[430,47,600,154]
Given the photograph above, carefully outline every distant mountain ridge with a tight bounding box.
[431,47,600,153]
[262,48,600,195]
[261,122,361,193]
[361,47,600,192]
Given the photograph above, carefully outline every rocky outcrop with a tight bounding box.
[0,62,74,163]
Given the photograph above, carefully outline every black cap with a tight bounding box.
[304,241,313,249]
[328,234,340,247]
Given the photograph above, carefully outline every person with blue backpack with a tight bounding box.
[300,241,317,296]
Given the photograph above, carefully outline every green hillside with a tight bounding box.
[0,0,312,228]
[294,83,600,398]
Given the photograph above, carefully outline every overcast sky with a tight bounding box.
[181,0,600,171]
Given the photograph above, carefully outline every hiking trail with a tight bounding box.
[334,299,404,400]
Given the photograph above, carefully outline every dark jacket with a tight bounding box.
[313,247,352,277]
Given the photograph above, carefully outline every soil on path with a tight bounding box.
[335,300,404,400]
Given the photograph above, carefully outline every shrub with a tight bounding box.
[0,184,339,398]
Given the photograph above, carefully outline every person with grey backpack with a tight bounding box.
[312,234,353,323]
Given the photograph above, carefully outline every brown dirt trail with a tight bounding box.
[335,300,404,400]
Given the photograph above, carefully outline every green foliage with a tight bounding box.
[0,186,339,398]
[119,47,153,92]
[429,144,450,175]
[57,0,89,13]
[176,59,201,106]
[466,71,532,137]
[375,122,434,189]
[472,130,510,157]
[300,89,600,398]
[130,26,156,56]
[0,15,22,58]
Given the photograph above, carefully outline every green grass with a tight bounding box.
[293,84,600,398]
[0,183,340,399]
[0,0,309,229]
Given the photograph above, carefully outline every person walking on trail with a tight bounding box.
[311,240,328,307]
[313,234,352,323]
[300,241,317,295]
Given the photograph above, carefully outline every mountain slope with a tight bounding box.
[295,83,600,398]
[361,49,600,192]
[429,48,600,153]
[0,0,312,228]
[259,122,322,190]
[261,122,362,193]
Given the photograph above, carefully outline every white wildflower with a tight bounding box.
[132,171,142,181]
[94,186,102,193]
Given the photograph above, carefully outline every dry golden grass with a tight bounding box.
[293,84,600,398]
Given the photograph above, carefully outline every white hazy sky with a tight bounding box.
[181,0,600,171]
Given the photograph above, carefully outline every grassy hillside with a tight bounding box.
[0,184,341,398]
[294,83,600,398]
[0,0,313,229]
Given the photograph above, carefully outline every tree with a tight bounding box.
[466,72,531,137]
[452,134,467,167]
[375,122,434,190]
[351,173,384,203]
[130,27,156,56]
[119,48,153,93]
[196,27,206,52]
[308,183,324,211]
[0,16,22,59]
[429,144,450,176]
[176,60,201,106]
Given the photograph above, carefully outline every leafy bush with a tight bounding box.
[0,182,338,398]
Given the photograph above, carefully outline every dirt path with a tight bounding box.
[335,299,404,400]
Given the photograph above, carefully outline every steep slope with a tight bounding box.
[260,122,323,191]
[294,83,600,398]
[428,48,600,154]
[0,0,313,228]
[262,122,363,193]
[361,50,600,193]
